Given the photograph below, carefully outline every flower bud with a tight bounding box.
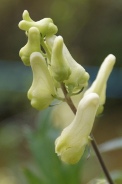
[28,52,56,110]
[46,35,89,90]
[84,54,116,115]
[55,93,99,164]
[50,36,71,82]
[19,10,58,37]
[46,35,89,89]
[19,27,41,65]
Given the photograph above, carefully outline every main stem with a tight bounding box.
[60,82,114,184]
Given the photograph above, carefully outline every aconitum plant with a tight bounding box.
[19,10,116,184]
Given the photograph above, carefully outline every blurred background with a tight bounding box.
[0,0,122,183]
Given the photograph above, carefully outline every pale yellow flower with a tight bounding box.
[28,52,56,110]
[84,54,116,115]
[19,10,58,37]
[55,93,99,164]
[46,35,89,93]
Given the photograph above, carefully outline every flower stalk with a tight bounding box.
[60,82,77,114]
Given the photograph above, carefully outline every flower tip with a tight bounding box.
[23,10,28,15]
[108,54,116,59]
[29,26,40,34]
[107,54,116,63]
[54,35,63,48]
[90,93,99,105]
[79,93,99,108]
[48,22,58,35]
[30,52,43,63]
[22,10,29,19]
[18,20,23,29]
[104,54,116,68]
[57,35,63,41]
[88,93,100,108]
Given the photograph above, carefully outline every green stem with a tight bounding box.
[90,135,114,184]
[60,82,114,184]
[60,82,76,114]
[41,38,51,61]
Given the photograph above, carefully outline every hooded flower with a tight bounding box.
[18,10,58,37]
[55,93,99,164]
[84,54,116,115]
[46,35,89,93]
[28,52,56,110]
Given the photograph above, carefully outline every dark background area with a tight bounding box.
[1,0,122,67]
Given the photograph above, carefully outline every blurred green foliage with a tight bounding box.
[23,109,84,184]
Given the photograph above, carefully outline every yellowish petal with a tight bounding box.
[28,52,56,110]
[55,93,99,164]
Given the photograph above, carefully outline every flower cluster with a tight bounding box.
[19,10,116,164]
